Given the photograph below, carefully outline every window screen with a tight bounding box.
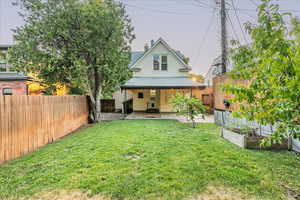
[153,55,160,70]
[161,56,168,71]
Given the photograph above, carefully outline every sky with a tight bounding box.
[1,0,300,76]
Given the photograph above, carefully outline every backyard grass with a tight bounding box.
[0,120,299,200]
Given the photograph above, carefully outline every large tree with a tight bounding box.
[9,0,135,122]
[225,0,300,145]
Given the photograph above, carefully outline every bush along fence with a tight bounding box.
[215,109,300,152]
[0,95,89,164]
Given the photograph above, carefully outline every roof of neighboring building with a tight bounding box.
[129,51,144,67]
[122,77,205,89]
[0,72,31,81]
[0,44,12,50]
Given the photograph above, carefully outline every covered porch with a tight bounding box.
[121,77,205,114]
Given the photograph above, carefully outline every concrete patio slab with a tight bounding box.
[101,113,123,121]
[125,112,214,123]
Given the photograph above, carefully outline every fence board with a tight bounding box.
[213,74,250,111]
[0,95,88,164]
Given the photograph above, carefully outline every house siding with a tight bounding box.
[120,89,194,113]
[160,89,191,112]
[0,81,27,95]
[132,89,150,111]
[133,42,188,78]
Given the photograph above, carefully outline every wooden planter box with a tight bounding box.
[221,128,290,150]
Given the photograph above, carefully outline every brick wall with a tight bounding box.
[0,81,27,95]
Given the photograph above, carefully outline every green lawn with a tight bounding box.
[0,120,299,200]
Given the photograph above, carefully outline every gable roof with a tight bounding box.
[175,50,185,60]
[129,38,190,70]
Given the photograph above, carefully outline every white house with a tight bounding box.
[114,38,205,113]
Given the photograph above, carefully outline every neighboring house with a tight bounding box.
[0,72,31,95]
[204,54,233,87]
[115,38,205,113]
[0,44,31,95]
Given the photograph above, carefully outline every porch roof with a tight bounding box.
[121,77,205,89]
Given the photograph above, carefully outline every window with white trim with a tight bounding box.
[153,55,168,71]
[161,55,168,71]
[153,55,160,70]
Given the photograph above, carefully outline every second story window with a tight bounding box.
[153,55,168,71]
[161,55,168,71]
[153,55,160,70]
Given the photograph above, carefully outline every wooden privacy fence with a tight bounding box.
[213,74,250,111]
[0,95,88,164]
[191,87,214,113]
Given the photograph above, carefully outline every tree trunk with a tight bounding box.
[94,86,102,122]
[87,67,102,123]
[88,89,102,123]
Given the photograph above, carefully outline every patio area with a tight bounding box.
[125,112,214,123]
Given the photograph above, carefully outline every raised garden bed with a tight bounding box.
[221,127,291,150]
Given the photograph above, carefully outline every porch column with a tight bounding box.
[123,89,127,119]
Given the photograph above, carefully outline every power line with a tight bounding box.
[193,0,217,9]
[123,3,193,15]
[226,10,240,44]
[248,0,259,7]
[236,10,256,20]
[233,7,300,13]
[230,0,248,43]
[192,8,217,67]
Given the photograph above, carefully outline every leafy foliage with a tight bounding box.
[183,56,190,64]
[171,93,206,128]
[9,0,135,122]
[27,73,69,96]
[224,0,300,145]
[0,51,5,59]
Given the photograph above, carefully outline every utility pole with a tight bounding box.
[220,0,227,74]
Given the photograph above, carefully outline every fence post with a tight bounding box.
[259,124,262,136]
[221,111,225,126]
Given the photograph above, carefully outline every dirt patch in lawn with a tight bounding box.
[22,190,111,200]
[190,186,256,200]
